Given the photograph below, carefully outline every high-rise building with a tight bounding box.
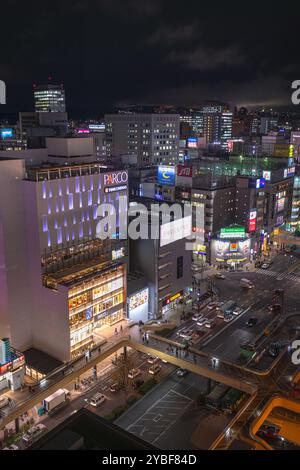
[0,159,128,361]
[105,113,180,166]
[199,104,233,148]
[33,83,66,113]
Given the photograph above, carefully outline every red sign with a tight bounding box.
[177,165,193,178]
[248,210,257,232]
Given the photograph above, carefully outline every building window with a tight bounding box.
[177,256,183,279]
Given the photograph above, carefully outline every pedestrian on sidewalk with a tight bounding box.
[120,324,123,333]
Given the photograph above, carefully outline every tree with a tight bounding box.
[111,351,135,399]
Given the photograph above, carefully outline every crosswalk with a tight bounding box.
[255,268,300,283]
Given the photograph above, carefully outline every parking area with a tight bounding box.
[127,388,192,444]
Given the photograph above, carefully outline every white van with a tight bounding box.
[89,393,106,407]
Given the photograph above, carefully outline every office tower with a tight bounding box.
[105,113,180,166]
[33,83,66,113]
[200,103,233,148]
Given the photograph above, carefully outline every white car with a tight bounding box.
[23,424,47,444]
[207,302,218,310]
[2,444,19,450]
[197,317,208,326]
[205,319,216,328]
[128,368,141,379]
[192,314,201,321]
[147,355,159,364]
[233,307,243,316]
[149,364,161,375]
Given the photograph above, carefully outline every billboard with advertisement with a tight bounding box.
[263,171,271,181]
[187,137,198,148]
[0,128,13,139]
[274,144,294,157]
[177,165,193,178]
[220,227,245,239]
[157,166,175,186]
[212,238,250,263]
[248,210,257,232]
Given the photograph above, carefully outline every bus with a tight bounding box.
[221,389,244,414]
[217,300,237,318]
[205,383,229,410]
[240,278,254,289]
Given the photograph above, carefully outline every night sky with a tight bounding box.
[0,0,299,117]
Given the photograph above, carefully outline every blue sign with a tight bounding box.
[157,166,175,186]
[85,308,92,320]
[1,128,13,139]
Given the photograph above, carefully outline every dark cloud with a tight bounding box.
[0,0,299,116]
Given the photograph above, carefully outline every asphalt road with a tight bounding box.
[115,370,232,450]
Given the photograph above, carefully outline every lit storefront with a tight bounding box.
[211,227,251,269]
[68,265,126,357]
[127,288,149,323]
[162,291,183,315]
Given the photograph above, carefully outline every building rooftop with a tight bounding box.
[23,348,63,375]
[25,162,109,181]
[28,408,155,450]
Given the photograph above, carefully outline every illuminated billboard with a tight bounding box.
[160,215,192,247]
[0,128,13,139]
[220,227,245,239]
[263,171,271,181]
[157,166,175,186]
[248,210,257,232]
[276,197,285,213]
[187,137,198,148]
[211,238,250,263]
[177,165,193,178]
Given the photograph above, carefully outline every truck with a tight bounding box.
[240,278,254,289]
[221,389,244,414]
[43,388,70,415]
[205,383,229,410]
[217,300,237,318]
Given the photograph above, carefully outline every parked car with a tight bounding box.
[258,424,280,439]
[149,364,161,375]
[23,424,47,444]
[192,314,202,321]
[207,302,218,310]
[110,382,121,393]
[147,355,159,364]
[205,319,216,328]
[233,307,243,316]
[177,368,188,377]
[246,317,258,327]
[128,368,141,379]
[197,317,208,326]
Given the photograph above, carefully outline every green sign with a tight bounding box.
[220,227,245,239]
